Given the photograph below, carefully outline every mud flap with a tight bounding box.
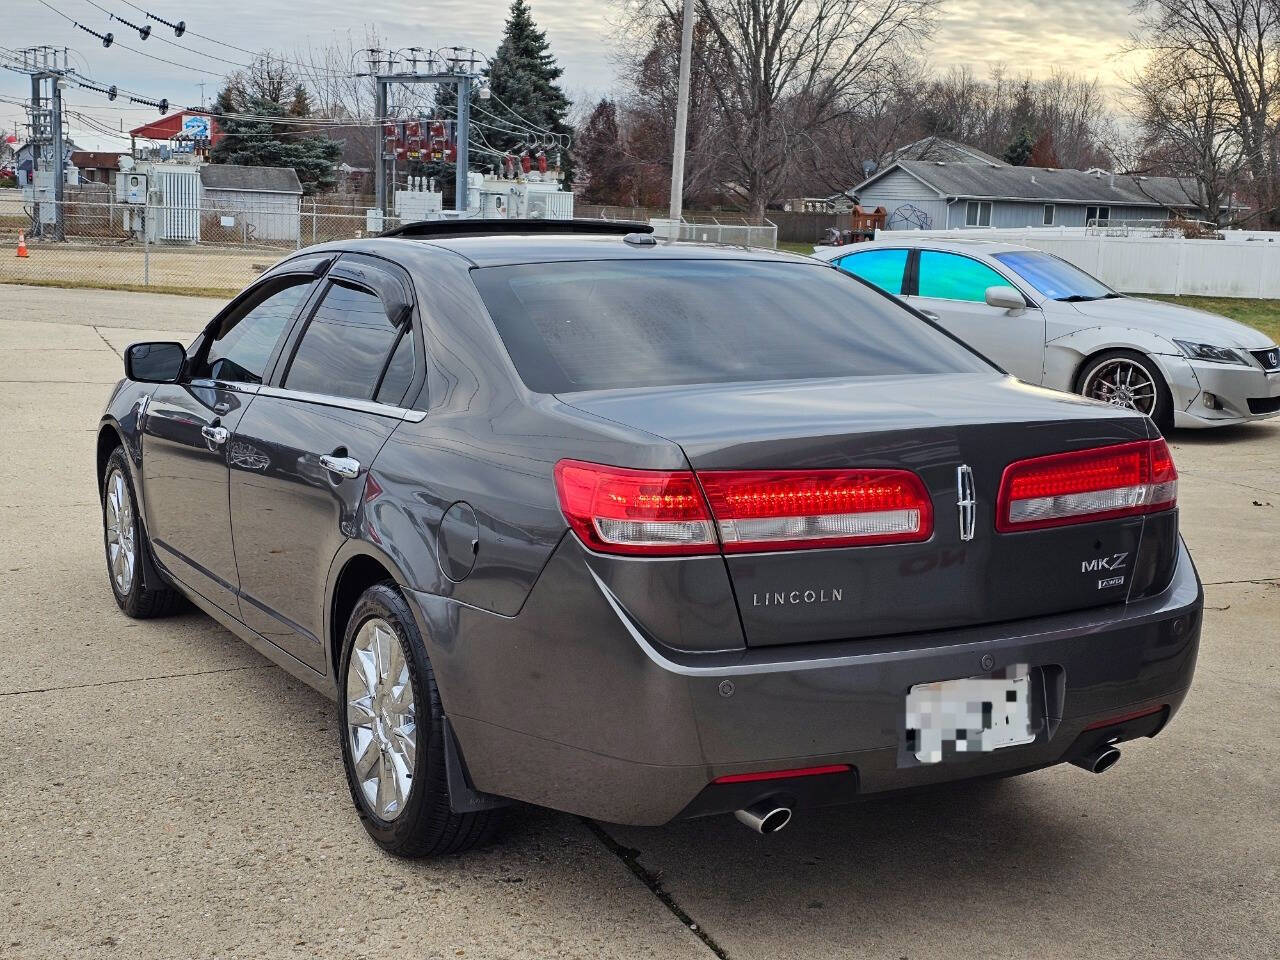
[442,716,512,813]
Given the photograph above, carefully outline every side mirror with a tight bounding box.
[125,341,186,383]
[985,285,1026,312]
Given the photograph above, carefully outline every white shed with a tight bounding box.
[199,164,303,244]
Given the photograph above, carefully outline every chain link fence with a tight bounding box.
[1,187,778,299]
[649,216,779,248]
[0,189,414,297]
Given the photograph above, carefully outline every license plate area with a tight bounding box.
[905,664,1039,765]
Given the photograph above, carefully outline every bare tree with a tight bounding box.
[293,30,387,174]
[1128,0,1280,227]
[622,0,939,218]
[1125,49,1251,224]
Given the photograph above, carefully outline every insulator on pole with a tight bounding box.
[144,11,186,37]
[76,23,114,47]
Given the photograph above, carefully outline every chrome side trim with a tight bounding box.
[254,384,426,422]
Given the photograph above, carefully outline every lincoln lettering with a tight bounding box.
[753,588,844,606]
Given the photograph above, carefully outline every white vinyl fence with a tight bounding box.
[886,226,1280,298]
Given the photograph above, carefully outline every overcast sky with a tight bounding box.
[2,0,1143,152]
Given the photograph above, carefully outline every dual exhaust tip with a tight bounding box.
[734,746,1120,833]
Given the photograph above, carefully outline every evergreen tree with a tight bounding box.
[1002,126,1035,166]
[482,0,576,186]
[210,59,342,195]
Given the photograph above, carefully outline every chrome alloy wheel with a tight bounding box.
[1082,358,1159,415]
[346,617,417,821]
[104,469,137,596]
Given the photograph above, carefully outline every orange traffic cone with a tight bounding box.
[15,231,28,258]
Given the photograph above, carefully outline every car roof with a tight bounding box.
[399,233,823,268]
[812,237,1036,260]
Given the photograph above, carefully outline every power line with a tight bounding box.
[110,0,357,77]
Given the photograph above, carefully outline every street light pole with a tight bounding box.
[668,0,695,223]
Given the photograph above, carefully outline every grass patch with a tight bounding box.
[777,240,818,255]
[1,277,235,299]
[1136,294,1280,342]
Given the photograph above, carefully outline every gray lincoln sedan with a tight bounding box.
[97,221,1202,856]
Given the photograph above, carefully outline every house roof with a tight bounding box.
[70,151,126,170]
[129,110,222,145]
[200,163,303,195]
[856,160,1205,209]
[886,137,1006,167]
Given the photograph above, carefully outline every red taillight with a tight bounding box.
[698,469,933,552]
[996,439,1177,533]
[554,460,933,556]
[553,460,717,556]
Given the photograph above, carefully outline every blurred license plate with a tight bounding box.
[906,669,1035,764]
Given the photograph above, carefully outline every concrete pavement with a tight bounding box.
[1,283,1276,959]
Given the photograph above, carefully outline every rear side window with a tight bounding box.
[285,280,405,400]
[375,328,416,405]
[198,279,312,383]
[836,248,907,294]
[471,260,991,393]
[916,251,1008,303]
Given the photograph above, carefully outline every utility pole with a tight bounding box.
[371,49,487,218]
[6,46,69,240]
[668,0,695,223]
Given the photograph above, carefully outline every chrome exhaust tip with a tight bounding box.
[1070,744,1121,774]
[734,801,793,834]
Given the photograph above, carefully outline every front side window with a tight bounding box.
[471,259,992,393]
[197,279,313,384]
[835,248,908,294]
[993,250,1117,302]
[285,280,405,401]
[916,251,1010,303]
[965,201,992,227]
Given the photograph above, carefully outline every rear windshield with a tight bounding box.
[471,259,992,392]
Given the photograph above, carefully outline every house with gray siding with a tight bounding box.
[851,159,1212,231]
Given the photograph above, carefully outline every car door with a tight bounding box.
[833,247,909,295]
[228,254,422,672]
[905,249,1047,383]
[140,272,320,615]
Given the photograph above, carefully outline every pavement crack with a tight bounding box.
[0,664,271,698]
[582,819,729,959]
[90,324,122,359]
[1203,576,1280,586]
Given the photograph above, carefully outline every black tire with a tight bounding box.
[1076,349,1174,434]
[338,582,502,857]
[102,446,183,618]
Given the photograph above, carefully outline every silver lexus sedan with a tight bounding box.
[814,238,1280,430]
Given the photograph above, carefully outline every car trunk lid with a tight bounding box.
[559,373,1157,647]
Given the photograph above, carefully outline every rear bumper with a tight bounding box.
[407,537,1202,826]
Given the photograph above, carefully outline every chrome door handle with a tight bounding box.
[319,454,362,479]
[919,310,941,322]
[201,425,229,445]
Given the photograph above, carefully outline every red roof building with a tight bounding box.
[128,110,222,146]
